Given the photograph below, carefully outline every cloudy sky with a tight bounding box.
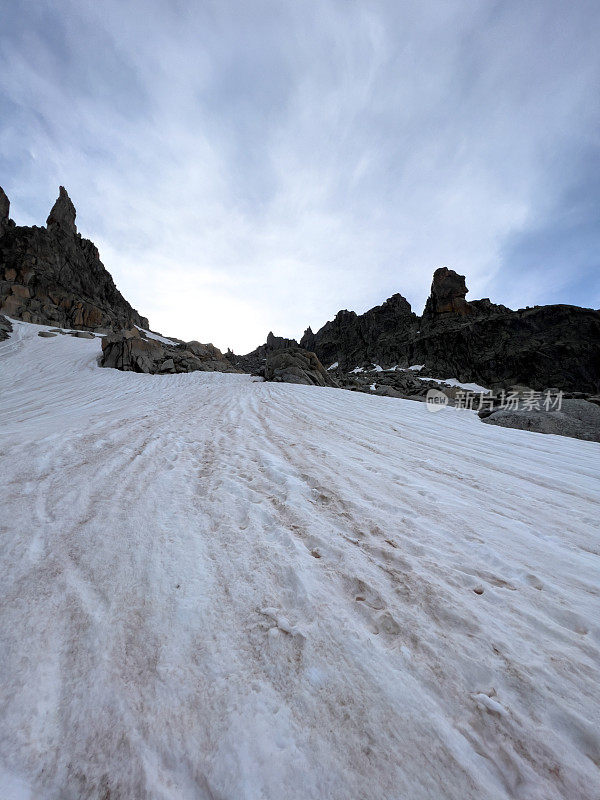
[1,0,599,352]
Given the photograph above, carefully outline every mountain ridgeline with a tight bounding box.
[1,185,599,392]
[246,267,600,393]
[0,186,148,332]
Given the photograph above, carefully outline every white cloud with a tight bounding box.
[2,0,599,350]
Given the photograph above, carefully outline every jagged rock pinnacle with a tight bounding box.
[424,266,471,315]
[1,186,149,330]
[0,186,9,225]
[46,186,77,235]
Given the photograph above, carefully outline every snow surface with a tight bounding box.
[1,320,600,800]
[135,326,180,346]
[418,376,491,394]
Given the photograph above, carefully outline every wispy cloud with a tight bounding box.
[1,0,599,350]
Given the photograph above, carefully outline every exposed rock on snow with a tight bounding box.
[70,330,95,339]
[100,326,240,374]
[480,398,600,442]
[0,313,11,341]
[264,347,339,387]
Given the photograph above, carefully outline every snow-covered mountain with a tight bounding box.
[1,320,599,799]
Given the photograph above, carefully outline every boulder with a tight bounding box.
[230,330,300,374]
[480,398,600,442]
[38,331,57,338]
[101,329,163,373]
[265,347,339,387]
[185,340,226,361]
[100,329,240,375]
[159,358,175,372]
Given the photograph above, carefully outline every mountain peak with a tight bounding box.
[0,186,9,226]
[424,266,471,316]
[46,186,77,236]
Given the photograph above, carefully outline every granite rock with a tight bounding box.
[0,186,148,331]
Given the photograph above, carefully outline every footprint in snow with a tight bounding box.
[349,578,402,636]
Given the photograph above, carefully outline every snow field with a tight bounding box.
[0,321,599,799]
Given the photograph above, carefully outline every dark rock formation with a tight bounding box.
[480,398,600,442]
[332,365,467,403]
[46,186,77,236]
[264,347,339,387]
[266,331,298,351]
[0,186,148,331]
[0,187,9,232]
[291,267,600,394]
[0,313,12,342]
[227,330,300,375]
[100,328,239,374]
[423,267,471,316]
[408,303,600,393]
[299,293,419,372]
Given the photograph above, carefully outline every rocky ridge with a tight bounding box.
[1,186,243,377]
[0,186,148,331]
[284,267,600,394]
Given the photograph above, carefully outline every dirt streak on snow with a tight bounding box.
[0,321,599,800]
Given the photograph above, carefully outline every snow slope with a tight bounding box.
[1,321,599,800]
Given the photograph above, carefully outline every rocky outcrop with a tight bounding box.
[289,268,600,394]
[299,293,418,372]
[264,347,339,387]
[409,303,600,393]
[423,267,471,316]
[0,313,12,342]
[0,186,148,331]
[0,187,9,234]
[100,328,239,374]
[227,330,301,374]
[46,186,77,236]
[480,398,600,442]
[266,331,298,351]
